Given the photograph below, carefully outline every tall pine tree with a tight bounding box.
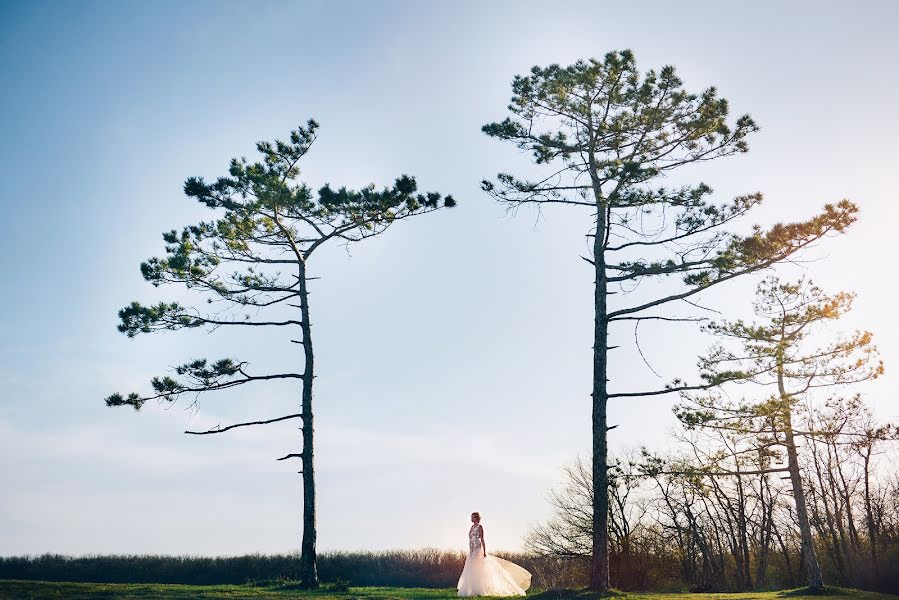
[105,120,455,586]
[482,50,857,591]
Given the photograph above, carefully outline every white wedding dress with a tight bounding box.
[457,523,531,597]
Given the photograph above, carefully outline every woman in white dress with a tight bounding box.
[457,512,531,597]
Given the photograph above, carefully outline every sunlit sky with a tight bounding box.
[1,0,897,556]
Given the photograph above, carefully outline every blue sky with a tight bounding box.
[1,0,897,555]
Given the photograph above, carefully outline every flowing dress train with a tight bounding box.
[457,524,531,597]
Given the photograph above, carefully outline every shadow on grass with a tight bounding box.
[528,587,861,600]
[780,587,853,597]
[528,589,627,600]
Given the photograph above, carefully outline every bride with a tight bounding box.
[457,512,531,597]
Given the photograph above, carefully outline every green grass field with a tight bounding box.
[0,581,896,600]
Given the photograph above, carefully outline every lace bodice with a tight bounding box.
[468,524,483,555]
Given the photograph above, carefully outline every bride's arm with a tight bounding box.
[480,525,486,556]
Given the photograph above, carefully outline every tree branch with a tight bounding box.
[185,413,303,435]
[276,453,304,461]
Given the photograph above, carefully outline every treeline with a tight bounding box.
[527,398,899,594]
[0,550,573,589]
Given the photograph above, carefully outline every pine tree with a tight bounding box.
[675,276,884,590]
[104,120,455,586]
[482,50,857,591]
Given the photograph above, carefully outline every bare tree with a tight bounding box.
[851,413,897,572]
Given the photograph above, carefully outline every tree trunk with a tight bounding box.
[591,203,611,592]
[735,473,752,589]
[684,504,714,591]
[862,448,878,573]
[297,261,318,587]
[784,426,823,589]
[834,452,861,553]
[756,471,774,589]
[775,346,823,591]
[779,393,823,589]
[811,437,847,583]
[774,522,795,588]
[825,443,855,584]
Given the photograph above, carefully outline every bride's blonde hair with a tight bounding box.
[471,512,481,522]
